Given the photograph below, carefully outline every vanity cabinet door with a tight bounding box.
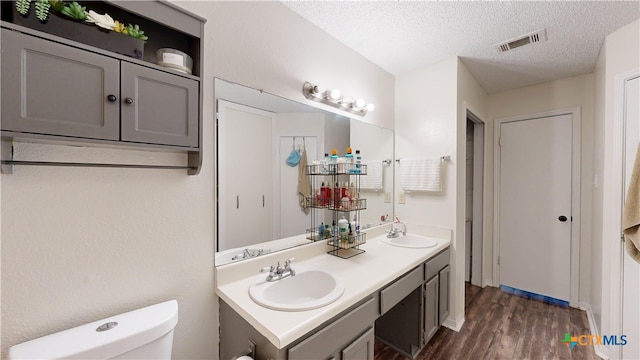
[288,297,377,360]
[342,327,375,360]
[439,265,451,325]
[423,275,439,343]
[120,62,199,148]
[1,28,120,140]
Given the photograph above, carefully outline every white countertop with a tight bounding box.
[215,225,451,349]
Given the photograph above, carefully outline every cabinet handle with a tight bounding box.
[125,97,135,105]
[107,94,117,102]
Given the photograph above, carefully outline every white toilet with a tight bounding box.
[8,299,179,359]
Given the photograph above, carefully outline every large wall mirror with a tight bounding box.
[215,78,394,266]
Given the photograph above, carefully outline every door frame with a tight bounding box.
[493,107,581,306]
[606,69,640,360]
[466,110,486,287]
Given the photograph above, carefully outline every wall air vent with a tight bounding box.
[495,28,547,53]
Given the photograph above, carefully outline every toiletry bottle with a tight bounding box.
[353,214,360,235]
[332,219,338,244]
[348,223,355,243]
[322,153,329,174]
[345,147,354,172]
[318,222,324,240]
[338,215,349,241]
[330,149,338,173]
[355,150,362,174]
[320,181,330,207]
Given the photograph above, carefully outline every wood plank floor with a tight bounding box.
[374,283,598,360]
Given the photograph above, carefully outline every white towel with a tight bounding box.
[297,149,311,214]
[400,158,442,192]
[360,161,383,191]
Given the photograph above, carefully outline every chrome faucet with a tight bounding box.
[387,228,403,238]
[387,218,406,238]
[261,258,296,282]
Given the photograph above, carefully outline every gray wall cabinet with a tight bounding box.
[1,1,205,174]
[1,28,121,141]
[120,62,199,147]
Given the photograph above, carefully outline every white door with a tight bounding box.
[622,75,640,360]
[498,114,573,301]
[217,100,275,251]
[278,136,318,238]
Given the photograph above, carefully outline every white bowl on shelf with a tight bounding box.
[157,48,193,74]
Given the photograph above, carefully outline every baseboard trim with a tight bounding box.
[442,313,464,332]
[579,302,608,359]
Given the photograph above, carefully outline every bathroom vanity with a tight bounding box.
[216,226,451,359]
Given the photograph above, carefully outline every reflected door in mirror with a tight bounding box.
[218,100,275,251]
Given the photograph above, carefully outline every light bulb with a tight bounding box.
[340,96,354,106]
[323,89,341,101]
[354,99,366,108]
[366,103,375,112]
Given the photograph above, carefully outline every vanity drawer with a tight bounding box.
[379,265,423,315]
[288,296,377,360]
[425,248,450,280]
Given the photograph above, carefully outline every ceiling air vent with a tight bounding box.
[495,28,547,53]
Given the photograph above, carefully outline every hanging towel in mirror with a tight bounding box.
[360,161,383,191]
[297,148,311,214]
[623,144,640,263]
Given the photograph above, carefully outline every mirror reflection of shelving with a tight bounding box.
[306,164,368,258]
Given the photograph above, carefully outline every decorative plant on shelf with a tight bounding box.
[59,1,86,21]
[14,0,148,42]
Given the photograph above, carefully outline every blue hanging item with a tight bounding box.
[286,149,301,167]
[286,137,301,166]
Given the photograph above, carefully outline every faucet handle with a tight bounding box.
[285,258,296,266]
[260,265,274,273]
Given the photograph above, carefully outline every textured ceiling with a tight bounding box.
[282,1,640,94]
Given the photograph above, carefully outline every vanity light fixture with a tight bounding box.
[303,82,375,116]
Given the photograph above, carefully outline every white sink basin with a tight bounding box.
[249,270,345,311]
[382,234,439,248]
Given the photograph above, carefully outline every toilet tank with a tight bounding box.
[8,299,179,360]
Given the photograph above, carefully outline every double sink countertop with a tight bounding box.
[215,224,452,349]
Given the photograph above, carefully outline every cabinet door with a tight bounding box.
[342,327,374,360]
[1,29,120,140]
[423,275,439,343]
[439,265,451,325]
[120,62,199,147]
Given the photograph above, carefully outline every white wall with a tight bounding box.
[593,19,640,358]
[394,57,487,330]
[1,2,394,359]
[487,73,595,305]
[394,57,460,326]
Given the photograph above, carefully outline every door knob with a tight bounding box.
[107,94,117,102]
[124,97,134,105]
[558,215,568,222]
